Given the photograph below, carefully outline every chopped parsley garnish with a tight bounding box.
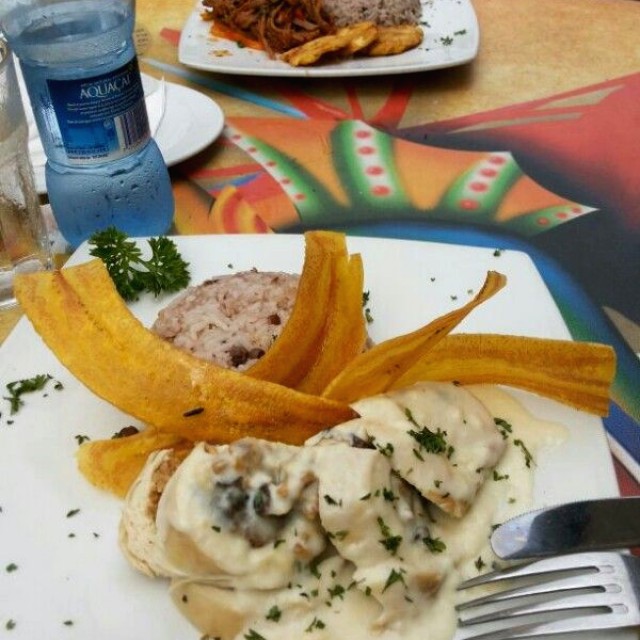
[475,556,486,571]
[362,291,374,324]
[494,417,513,439]
[377,517,402,555]
[6,619,16,630]
[328,584,346,600]
[66,508,80,518]
[4,374,61,414]
[5,563,17,573]
[376,442,394,457]
[323,494,342,507]
[423,535,447,553]
[244,630,267,640]
[266,605,282,622]
[406,408,448,455]
[382,568,406,593]
[74,434,90,445]
[514,438,534,468]
[382,488,397,502]
[89,227,190,301]
[309,557,322,579]
[493,470,510,481]
[305,616,325,632]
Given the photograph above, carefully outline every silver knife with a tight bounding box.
[491,496,640,560]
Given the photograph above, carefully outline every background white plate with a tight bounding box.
[179,0,479,78]
[0,235,625,640]
[25,74,225,194]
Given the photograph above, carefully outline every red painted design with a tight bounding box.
[358,146,375,155]
[356,130,373,139]
[488,155,507,165]
[418,72,640,231]
[159,28,181,47]
[470,182,488,192]
[537,217,550,226]
[275,87,350,119]
[372,185,391,197]
[366,166,384,176]
[370,82,413,127]
[459,199,480,210]
[480,168,498,177]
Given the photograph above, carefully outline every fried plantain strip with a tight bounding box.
[296,252,367,394]
[76,429,189,498]
[362,25,423,56]
[322,271,507,403]
[391,333,616,416]
[246,230,346,386]
[15,262,356,445]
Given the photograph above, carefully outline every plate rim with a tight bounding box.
[178,0,480,78]
[0,233,623,640]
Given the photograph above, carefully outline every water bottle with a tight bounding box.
[0,0,174,248]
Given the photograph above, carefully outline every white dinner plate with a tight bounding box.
[0,235,625,640]
[178,0,479,77]
[24,73,225,194]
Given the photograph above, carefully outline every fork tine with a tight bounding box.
[456,552,640,639]
[458,590,616,626]
[457,610,637,640]
[457,554,600,591]
[456,572,603,611]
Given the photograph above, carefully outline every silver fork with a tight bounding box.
[455,551,640,639]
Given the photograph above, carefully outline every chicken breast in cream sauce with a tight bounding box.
[312,382,507,517]
[119,382,567,640]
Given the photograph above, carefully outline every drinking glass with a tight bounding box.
[0,39,51,309]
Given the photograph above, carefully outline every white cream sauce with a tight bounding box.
[129,383,568,640]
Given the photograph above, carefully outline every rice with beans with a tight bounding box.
[152,270,299,370]
[325,0,422,27]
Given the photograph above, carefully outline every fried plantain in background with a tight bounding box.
[280,21,424,67]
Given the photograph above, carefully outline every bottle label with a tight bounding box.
[47,58,150,165]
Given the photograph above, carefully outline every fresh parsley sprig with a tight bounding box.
[88,227,190,301]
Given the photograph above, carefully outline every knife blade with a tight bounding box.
[491,496,640,560]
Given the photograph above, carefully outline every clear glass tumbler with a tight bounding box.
[0,39,51,308]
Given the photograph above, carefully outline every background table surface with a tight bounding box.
[2,0,639,492]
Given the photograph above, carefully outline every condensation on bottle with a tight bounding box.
[1,0,175,248]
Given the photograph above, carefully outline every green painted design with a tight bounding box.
[503,205,593,237]
[331,121,413,211]
[245,136,341,216]
[439,155,523,220]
